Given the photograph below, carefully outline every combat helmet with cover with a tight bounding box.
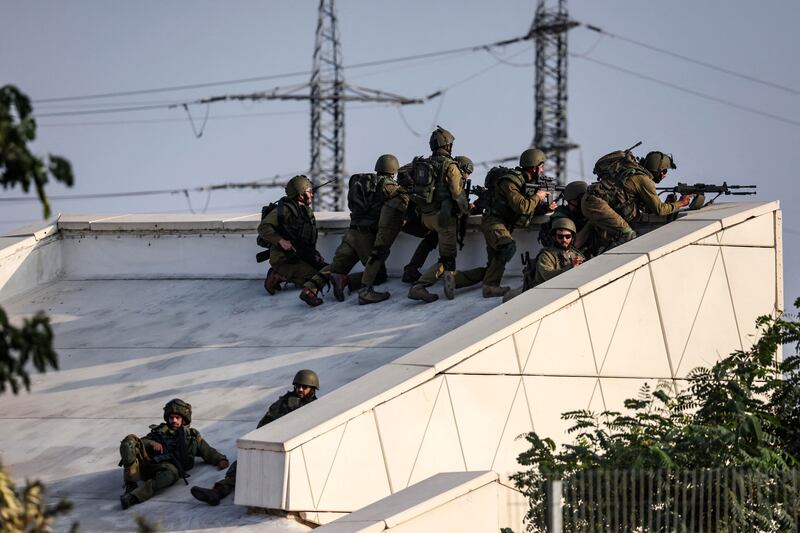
[374,154,400,175]
[454,155,474,176]
[640,151,676,183]
[285,175,312,198]
[562,180,588,202]
[293,369,320,390]
[550,217,577,235]
[429,125,455,151]
[519,148,546,169]
[163,398,192,425]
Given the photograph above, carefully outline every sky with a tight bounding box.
[1,0,798,303]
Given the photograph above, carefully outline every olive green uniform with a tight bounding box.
[414,149,470,287]
[258,198,323,286]
[582,171,683,249]
[482,169,548,287]
[119,423,227,504]
[212,390,317,499]
[532,245,585,286]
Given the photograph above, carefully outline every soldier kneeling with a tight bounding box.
[119,399,229,510]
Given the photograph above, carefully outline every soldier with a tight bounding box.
[119,399,228,510]
[480,148,556,298]
[541,180,593,252]
[190,370,319,506]
[299,156,397,306]
[406,126,471,303]
[258,175,326,297]
[531,218,585,286]
[581,150,692,250]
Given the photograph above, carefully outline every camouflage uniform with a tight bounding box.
[258,196,323,286]
[207,390,317,499]
[532,245,585,286]
[119,422,226,505]
[482,169,549,288]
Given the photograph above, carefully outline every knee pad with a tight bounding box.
[440,255,456,272]
[496,240,517,264]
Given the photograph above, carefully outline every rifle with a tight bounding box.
[525,175,563,203]
[457,178,472,250]
[312,178,336,192]
[656,182,757,206]
[521,251,534,292]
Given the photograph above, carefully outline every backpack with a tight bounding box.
[256,202,279,249]
[592,149,646,183]
[482,166,514,209]
[347,173,385,224]
[411,156,439,205]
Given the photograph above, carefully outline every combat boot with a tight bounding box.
[408,284,438,303]
[191,485,222,506]
[120,493,139,510]
[264,268,288,295]
[482,284,510,298]
[123,481,138,494]
[359,287,390,305]
[402,266,422,284]
[299,288,323,307]
[443,271,456,300]
[331,273,348,302]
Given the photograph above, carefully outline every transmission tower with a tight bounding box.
[529,0,579,184]
[310,0,345,211]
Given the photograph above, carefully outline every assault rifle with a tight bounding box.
[526,175,563,202]
[656,182,757,206]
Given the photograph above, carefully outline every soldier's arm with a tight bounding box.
[500,180,538,216]
[192,429,228,465]
[535,250,572,282]
[445,162,464,200]
[629,174,682,216]
[257,207,283,246]
[256,396,286,429]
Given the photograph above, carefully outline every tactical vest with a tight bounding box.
[145,424,196,473]
[272,198,317,249]
[486,168,532,227]
[588,151,651,223]
[347,173,390,228]
[524,246,582,290]
[412,153,457,211]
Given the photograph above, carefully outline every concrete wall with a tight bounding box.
[234,202,783,520]
[0,221,62,301]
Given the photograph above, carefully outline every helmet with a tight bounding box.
[374,154,400,175]
[641,151,677,175]
[429,125,455,150]
[285,175,312,198]
[562,181,588,202]
[520,148,546,169]
[293,369,320,390]
[163,398,192,425]
[550,217,577,234]
[454,156,474,176]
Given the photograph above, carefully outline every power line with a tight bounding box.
[32,34,530,105]
[582,24,800,96]
[573,54,800,128]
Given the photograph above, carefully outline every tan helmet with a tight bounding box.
[163,398,192,425]
[429,125,455,150]
[285,175,312,198]
[642,151,677,174]
[374,154,400,175]
[520,148,546,169]
[550,217,577,235]
[454,156,474,176]
[293,369,320,390]
[562,181,588,202]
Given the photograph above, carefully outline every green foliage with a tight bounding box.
[0,308,58,395]
[512,299,800,532]
[0,84,74,219]
[0,458,76,533]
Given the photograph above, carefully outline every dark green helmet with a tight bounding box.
[641,151,677,175]
[293,369,320,390]
[375,154,400,175]
[520,148,546,169]
[429,125,455,151]
[454,156,474,176]
[285,175,312,198]
[562,181,588,202]
[550,217,577,234]
[163,398,192,425]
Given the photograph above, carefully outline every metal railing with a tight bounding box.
[543,469,800,532]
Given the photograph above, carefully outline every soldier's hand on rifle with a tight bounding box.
[151,442,164,454]
[678,194,694,207]
[572,256,585,267]
[278,238,295,252]
[217,459,230,470]
[547,201,557,212]
[665,193,677,203]
[534,190,549,202]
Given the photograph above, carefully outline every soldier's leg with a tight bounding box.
[362,200,405,289]
[127,463,179,506]
[415,214,450,287]
[119,434,145,491]
[403,231,438,283]
[481,221,515,296]
[454,267,486,288]
[192,460,237,506]
[581,195,634,249]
